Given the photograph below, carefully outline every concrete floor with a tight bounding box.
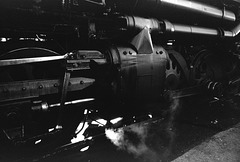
[173,123,240,162]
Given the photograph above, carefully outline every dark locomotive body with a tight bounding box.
[0,0,239,160]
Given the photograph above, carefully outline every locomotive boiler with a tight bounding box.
[0,0,239,160]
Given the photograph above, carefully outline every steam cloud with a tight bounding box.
[105,92,181,162]
[105,123,158,161]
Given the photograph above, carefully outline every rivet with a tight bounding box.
[73,63,78,68]
[80,81,84,84]
[123,51,127,55]
[54,83,59,87]
[81,55,86,59]
[22,87,26,91]
[38,85,43,89]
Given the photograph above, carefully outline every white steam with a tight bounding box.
[105,123,158,161]
[105,92,181,161]
[105,128,124,147]
[105,123,149,155]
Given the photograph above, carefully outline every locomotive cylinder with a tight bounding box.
[105,45,168,106]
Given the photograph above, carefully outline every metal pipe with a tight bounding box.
[49,98,95,108]
[0,54,68,66]
[122,16,160,31]
[224,23,240,37]
[107,0,236,22]
[163,19,240,37]
[122,16,240,37]
[160,0,236,22]
[164,20,219,36]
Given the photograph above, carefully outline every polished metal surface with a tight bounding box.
[122,16,240,37]
[123,16,160,31]
[165,22,219,36]
[224,23,240,37]
[160,0,236,21]
[163,19,240,37]
[108,0,236,21]
[0,55,67,67]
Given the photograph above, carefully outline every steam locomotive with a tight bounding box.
[0,0,239,160]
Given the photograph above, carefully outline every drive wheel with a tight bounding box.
[165,50,189,90]
[0,41,75,160]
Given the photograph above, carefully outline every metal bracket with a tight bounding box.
[56,70,71,129]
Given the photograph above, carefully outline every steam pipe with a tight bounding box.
[122,16,160,31]
[163,20,220,36]
[160,0,236,22]
[107,0,236,22]
[121,16,240,37]
[223,23,240,37]
[164,20,240,37]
